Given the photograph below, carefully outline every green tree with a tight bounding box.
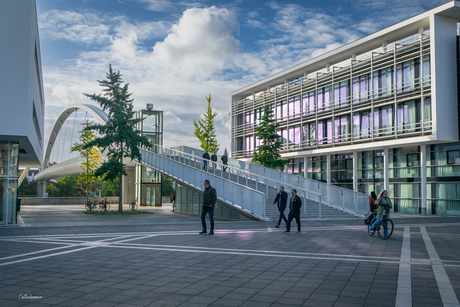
[83,65,151,213]
[193,94,219,152]
[48,175,81,197]
[161,175,175,196]
[71,120,102,201]
[252,104,291,169]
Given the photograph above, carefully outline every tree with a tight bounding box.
[83,65,151,213]
[71,120,102,201]
[47,175,81,197]
[252,104,291,170]
[193,94,219,152]
[161,175,175,196]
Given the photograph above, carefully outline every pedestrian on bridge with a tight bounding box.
[285,189,302,233]
[200,179,217,235]
[211,151,218,170]
[273,186,288,228]
[202,150,210,171]
[221,153,228,172]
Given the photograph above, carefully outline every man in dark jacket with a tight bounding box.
[211,152,218,170]
[285,189,302,233]
[221,153,228,172]
[273,186,288,228]
[200,179,217,235]
[202,150,210,171]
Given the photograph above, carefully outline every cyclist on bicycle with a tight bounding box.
[369,189,392,236]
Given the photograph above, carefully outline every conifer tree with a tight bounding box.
[71,120,102,202]
[83,65,151,213]
[252,104,291,169]
[193,94,219,152]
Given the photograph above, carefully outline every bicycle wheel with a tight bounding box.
[85,202,92,211]
[133,204,138,211]
[377,218,394,240]
[105,203,110,211]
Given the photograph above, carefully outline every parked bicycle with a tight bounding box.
[85,198,98,212]
[98,198,110,212]
[367,204,394,239]
[129,198,138,211]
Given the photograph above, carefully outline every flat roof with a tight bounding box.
[232,0,460,99]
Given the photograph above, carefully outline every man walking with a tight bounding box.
[221,152,228,172]
[273,186,288,228]
[285,189,302,233]
[202,150,210,171]
[200,179,217,235]
[211,151,218,170]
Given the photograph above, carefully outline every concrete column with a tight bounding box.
[421,144,427,215]
[384,148,389,191]
[353,151,358,192]
[327,154,331,203]
[304,156,308,178]
[37,180,46,197]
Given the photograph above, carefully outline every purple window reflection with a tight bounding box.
[334,119,340,142]
[361,113,369,138]
[294,97,301,117]
[353,115,360,139]
[318,122,324,145]
[317,89,323,112]
[282,101,288,120]
[341,117,348,140]
[327,120,333,144]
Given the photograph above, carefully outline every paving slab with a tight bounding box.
[1,205,460,306]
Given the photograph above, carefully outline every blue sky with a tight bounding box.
[36,0,448,152]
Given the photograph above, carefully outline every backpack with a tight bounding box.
[364,211,374,225]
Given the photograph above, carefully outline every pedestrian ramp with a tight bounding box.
[148,146,363,220]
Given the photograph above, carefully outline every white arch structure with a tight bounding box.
[44,103,108,168]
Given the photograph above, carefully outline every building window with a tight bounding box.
[334,81,349,107]
[32,101,42,147]
[447,151,460,165]
[303,91,315,115]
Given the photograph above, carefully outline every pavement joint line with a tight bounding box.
[0,234,133,265]
[103,244,402,264]
[395,226,412,307]
[115,241,402,260]
[420,226,460,307]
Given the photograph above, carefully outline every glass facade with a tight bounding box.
[0,142,19,225]
[135,109,163,206]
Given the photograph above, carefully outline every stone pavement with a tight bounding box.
[1,205,460,307]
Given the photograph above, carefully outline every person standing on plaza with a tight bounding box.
[221,153,228,172]
[273,186,288,228]
[211,151,218,170]
[171,191,176,212]
[200,179,217,235]
[285,189,302,233]
[202,150,210,171]
[369,189,392,236]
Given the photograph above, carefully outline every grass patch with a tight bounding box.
[83,210,154,215]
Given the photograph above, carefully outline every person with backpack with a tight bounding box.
[221,153,228,172]
[285,189,302,233]
[369,191,377,211]
[211,152,218,170]
[202,150,210,171]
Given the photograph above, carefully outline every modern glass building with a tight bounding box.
[231,2,460,215]
[0,1,44,225]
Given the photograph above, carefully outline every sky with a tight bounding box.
[36,0,448,154]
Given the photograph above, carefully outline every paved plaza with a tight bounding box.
[1,205,460,307]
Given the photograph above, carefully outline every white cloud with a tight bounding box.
[153,6,239,79]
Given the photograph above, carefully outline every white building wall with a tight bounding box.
[430,14,459,142]
[0,0,44,168]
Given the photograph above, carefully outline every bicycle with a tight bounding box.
[129,198,138,211]
[368,204,394,240]
[85,198,98,212]
[98,198,110,212]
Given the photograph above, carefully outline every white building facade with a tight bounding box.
[0,0,45,224]
[231,2,460,215]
